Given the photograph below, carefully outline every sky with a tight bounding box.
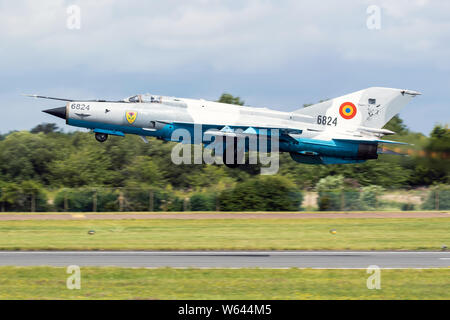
[0,0,449,135]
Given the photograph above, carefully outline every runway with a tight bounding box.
[0,251,449,268]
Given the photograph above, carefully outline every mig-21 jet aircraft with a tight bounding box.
[26,87,420,166]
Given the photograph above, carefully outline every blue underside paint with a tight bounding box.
[93,128,125,137]
[284,138,362,158]
[69,119,159,137]
[68,119,373,164]
[290,153,366,165]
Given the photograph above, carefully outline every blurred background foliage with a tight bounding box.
[0,94,448,212]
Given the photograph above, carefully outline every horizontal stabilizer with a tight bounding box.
[357,126,395,135]
[334,138,409,145]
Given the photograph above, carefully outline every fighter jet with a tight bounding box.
[27,87,420,166]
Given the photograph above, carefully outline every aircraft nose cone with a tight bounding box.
[43,106,66,120]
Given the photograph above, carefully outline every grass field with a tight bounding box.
[0,210,446,215]
[0,218,449,251]
[0,267,448,299]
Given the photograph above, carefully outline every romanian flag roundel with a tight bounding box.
[339,102,357,120]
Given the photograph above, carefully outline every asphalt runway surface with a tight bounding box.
[0,251,449,268]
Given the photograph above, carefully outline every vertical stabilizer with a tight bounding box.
[295,87,420,129]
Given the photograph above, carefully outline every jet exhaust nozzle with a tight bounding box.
[43,106,66,120]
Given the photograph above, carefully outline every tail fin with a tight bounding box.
[295,87,421,129]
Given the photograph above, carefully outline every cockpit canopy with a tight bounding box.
[123,93,187,108]
[123,94,162,103]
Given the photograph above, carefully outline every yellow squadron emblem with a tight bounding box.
[126,111,137,124]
